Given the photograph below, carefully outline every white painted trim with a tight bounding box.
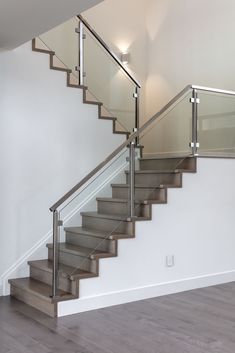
[58,270,235,316]
[1,160,127,296]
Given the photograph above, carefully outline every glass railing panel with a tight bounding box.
[55,147,131,284]
[39,17,79,82]
[197,91,235,155]
[133,93,194,211]
[83,27,136,133]
[140,92,192,157]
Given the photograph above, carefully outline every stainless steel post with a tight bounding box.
[52,210,59,298]
[191,88,199,155]
[128,141,135,218]
[79,21,84,86]
[134,86,140,145]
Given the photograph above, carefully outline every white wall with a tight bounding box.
[74,0,235,139]
[0,42,124,292]
[59,158,235,316]
[145,0,235,119]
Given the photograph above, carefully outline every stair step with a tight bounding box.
[139,156,196,172]
[111,184,165,189]
[113,130,130,136]
[96,198,153,218]
[28,259,95,281]
[65,226,132,240]
[112,183,180,189]
[51,66,72,73]
[67,83,88,89]
[111,184,167,201]
[100,116,117,121]
[81,211,149,222]
[65,228,117,254]
[125,169,180,174]
[81,212,149,236]
[84,100,103,106]
[81,212,138,235]
[125,170,182,187]
[96,197,166,205]
[9,277,75,317]
[47,242,114,260]
[33,48,55,55]
[29,260,79,296]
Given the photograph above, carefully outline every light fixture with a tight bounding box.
[120,52,130,65]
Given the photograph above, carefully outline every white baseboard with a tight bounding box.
[58,270,235,317]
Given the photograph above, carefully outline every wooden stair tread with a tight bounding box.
[96,197,166,205]
[33,48,55,55]
[81,211,149,222]
[139,156,191,160]
[67,83,88,89]
[65,226,131,240]
[28,259,95,280]
[111,183,165,189]
[125,170,180,174]
[100,116,117,121]
[51,66,72,73]
[84,100,103,106]
[9,278,74,303]
[113,130,129,136]
[47,242,114,260]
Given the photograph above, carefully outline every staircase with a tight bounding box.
[7,15,235,317]
[9,156,196,317]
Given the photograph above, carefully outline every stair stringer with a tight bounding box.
[0,40,126,297]
[32,38,130,139]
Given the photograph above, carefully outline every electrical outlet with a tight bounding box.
[166,255,175,267]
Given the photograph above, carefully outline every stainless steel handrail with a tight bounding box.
[50,83,235,297]
[50,84,191,211]
[50,83,235,212]
[192,85,235,96]
[77,14,141,88]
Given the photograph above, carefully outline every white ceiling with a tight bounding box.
[0,0,103,49]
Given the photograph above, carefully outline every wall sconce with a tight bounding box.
[120,52,130,65]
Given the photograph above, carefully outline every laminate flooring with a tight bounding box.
[1,282,235,353]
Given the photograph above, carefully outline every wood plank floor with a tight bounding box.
[1,282,235,353]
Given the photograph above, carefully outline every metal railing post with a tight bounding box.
[190,88,200,155]
[128,140,135,219]
[134,86,140,145]
[52,210,59,298]
[79,21,84,86]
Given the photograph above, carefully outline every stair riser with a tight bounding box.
[10,285,57,317]
[30,267,78,296]
[82,216,134,235]
[48,248,98,274]
[139,157,196,171]
[125,173,182,187]
[97,200,150,218]
[66,231,117,253]
[112,186,167,201]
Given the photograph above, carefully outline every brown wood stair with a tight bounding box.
[9,156,196,317]
[31,38,130,139]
